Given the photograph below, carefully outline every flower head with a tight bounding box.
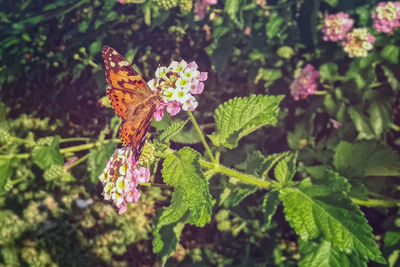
[342,28,376,57]
[149,60,207,121]
[372,1,400,34]
[195,0,218,20]
[322,12,354,42]
[98,146,150,214]
[290,64,320,101]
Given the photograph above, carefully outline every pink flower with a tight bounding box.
[137,167,150,183]
[98,146,151,214]
[330,119,342,128]
[195,0,217,20]
[166,100,181,116]
[64,156,78,167]
[372,2,400,34]
[322,12,354,42]
[153,104,165,121]
[117,0,126,4]
[290,64,320,101]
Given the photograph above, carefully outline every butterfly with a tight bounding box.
[102,46,162,161]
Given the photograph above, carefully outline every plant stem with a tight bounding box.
[187,111,216,163]
[200,160,272,189]
[10,136,35,145]
[139,182,171,188]
[391,123,400,132]
[351,197,397,208]
[314,90,328,95]
[60,137,91,143]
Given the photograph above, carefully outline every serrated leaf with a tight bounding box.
[32,136,63,169]
[153,147,213,255]
[280,169,385,263]
[369,101,391,138]
[159,120,188,143]
[222,178,257,207]
[209,95,283,149]
[88,142,116,183]
[170,125,201,144]
[262,190,280,225]
[334,141,400,178]
[299,240,367,267]
[274,152,297,183]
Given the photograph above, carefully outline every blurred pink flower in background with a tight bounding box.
[290,64,320,101]
[195,0,217,19]
[322,12,354,42]
[330,119,342,128]
[372,1,400,33]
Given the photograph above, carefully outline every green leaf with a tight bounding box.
[0,158,13,191]
[159,120,188,143]
[221,178,257,207]
[381,45,399,64]
[266,12,284,39]
[280,169,385,263]
[382,65,399,90]
[274,152,297,183]
[277,46,295,59]
[254,68,282,89]
[262,190,280,225]
[209,95,284,149]
[88,142,117,183]
[153,147,213,255]
[319,63,338,83]
[299,240,367,267]
[89,40,102,57]
[334,141,400,178]
[78,21,89,33]
[348,107,375,140]
[32,136,63,169]
[384,231,400,247]
[369,101,391,138]
[322,0,338,7]
[170,126,201,144]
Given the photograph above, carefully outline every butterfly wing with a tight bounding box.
[120,104,156,161]
[102,46,152,120]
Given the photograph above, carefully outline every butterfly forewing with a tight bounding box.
[102,46,160,160]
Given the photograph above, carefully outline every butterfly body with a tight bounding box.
[102,46,161,161]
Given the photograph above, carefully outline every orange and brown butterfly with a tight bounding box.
[102,46,162,161]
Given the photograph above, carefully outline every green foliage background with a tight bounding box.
[1,0,400,266]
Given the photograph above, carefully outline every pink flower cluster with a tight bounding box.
[342,28,376,58]
[290,64,320,101]
[322,12,354,41]
[98,146,150,214]
[372,1,400,33]
[148,60,207,121]
[195,0,217,19]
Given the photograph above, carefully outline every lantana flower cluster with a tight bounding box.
[290,64,320,101]
[98,146,150,214]
[372,1,400,34]
[322,12,376,58]
[342,28,376,58]
[148,60,207,121]
[322,12,354,42]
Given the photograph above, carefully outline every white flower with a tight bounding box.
[182,96,198,111]
[116,176,126,193]
[155,66,168,78]
[175,77,191,89]
[175,87,191,104]
[163,87,175,102]
[169,60,187,73]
